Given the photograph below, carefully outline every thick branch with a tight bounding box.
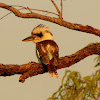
[0,3,100,37]
[58,43,100,69]
[0,43,100,83]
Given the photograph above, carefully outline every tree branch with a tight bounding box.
[0,3,100,37]
[0,43,100,83]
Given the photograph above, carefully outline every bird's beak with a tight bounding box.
[22,36,34,42]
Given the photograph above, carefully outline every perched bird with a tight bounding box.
[22,24,59,78]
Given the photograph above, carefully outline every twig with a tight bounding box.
[51,0,61,18]
[27,7,33,13]
[30,8,59,16]
[60,0,63,19]
[0,7,25,20]
[0,12,12,20]
[11,5,59,16]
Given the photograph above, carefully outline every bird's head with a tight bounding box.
[22,24,54,43]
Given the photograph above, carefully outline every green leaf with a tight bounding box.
[94,63,100,67]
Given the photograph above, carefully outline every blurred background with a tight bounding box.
[0,0,100,100]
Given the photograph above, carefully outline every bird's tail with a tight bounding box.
[47,58,58,78]
[47,64,58,78]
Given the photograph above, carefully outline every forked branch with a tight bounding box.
[51,0,61,17]
[0,3,100,37]
[51,0,63,19]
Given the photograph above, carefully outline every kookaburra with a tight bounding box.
[22,24,59,78]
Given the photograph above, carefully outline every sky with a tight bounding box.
[0,0,100,100]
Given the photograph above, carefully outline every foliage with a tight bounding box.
[94,55,100,67]
[47,69,100,100]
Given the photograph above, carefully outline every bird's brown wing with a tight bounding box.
[36,40,59,65]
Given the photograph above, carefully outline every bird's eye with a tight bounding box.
[34,32,43,38]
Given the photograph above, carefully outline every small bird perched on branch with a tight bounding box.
[22,24,59,78]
